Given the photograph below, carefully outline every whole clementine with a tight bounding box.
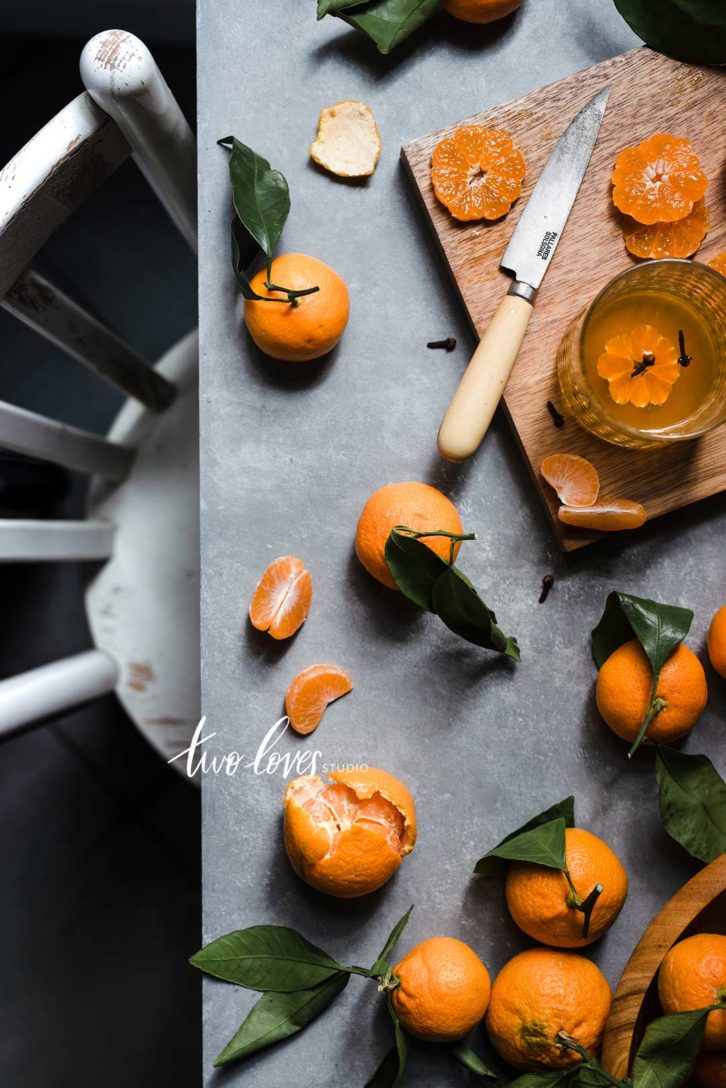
[244,253,349,362]
[708,606,726,679]
[355,481,463,590]
[695,1051,726,1088]
[506,827,628,948]
[596,638,707,745]
[391,937,491,1042]
[443,0,522,25]
[283,767,416,898]
[658,933,726,1049]
[486,948,611,1071]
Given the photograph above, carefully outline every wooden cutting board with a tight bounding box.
[401,48,726,551]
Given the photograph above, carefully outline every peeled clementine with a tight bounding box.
[249,555,312,639]
[431,126,526,221]
[658,934,726,1049]
[391,937,491,1042]
[244,253,349,362]
[612,134,707,225]
[283,767,416,898]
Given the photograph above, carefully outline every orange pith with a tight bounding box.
[244,253,349,362]
[597,325,680,408]
[612,134,707,225]
[486,948,612,1072]
[558,499,647,532]
[442,0,522,25]
[249,555,313,639]
[658,933,726,1049]
[596,638,708,745]
[355,481,463,590]
[431,126,526,221]
[505,827,628,948]
[623,199,709,260]
[391,937,491,1042]
[708,605,726,679]
[709,253,726,276]
[285,664,353,735]
[540,453,600,507]
[283,767,416,898]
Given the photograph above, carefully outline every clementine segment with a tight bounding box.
[540,453,600,507]
[391,937,491,1042]
[623,199,709,260]
[505,827,628,948]
[443,0,522,24]
[612,134,707,225]
[708,606,726,679]
[658,933,726,1049]
[431,126,526,221]
[244,253,349,362]
[249,555,312,640]
[285,664,353,735]
[596,638,707,745]
[486,948,612,1072]
[355,481,463,590]
[283,767,416,898]
[709,253,726,276]
[558,499,647,532]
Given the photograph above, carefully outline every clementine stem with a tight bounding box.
[555,1033,631,1088]
[628,694,668,759]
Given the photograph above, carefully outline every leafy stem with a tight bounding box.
[555,1032,631,1088]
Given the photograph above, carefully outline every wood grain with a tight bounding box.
[401,48,726,550]
[601,853,726,1080]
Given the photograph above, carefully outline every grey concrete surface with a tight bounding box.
[197,3,726,1085]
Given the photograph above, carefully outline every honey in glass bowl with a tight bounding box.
[557,260,726,449]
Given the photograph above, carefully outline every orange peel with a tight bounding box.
[310,100,381,179]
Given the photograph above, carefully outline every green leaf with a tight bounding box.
[613,0,726,66]
[213,972,349,1066]
[432,566,520,660]
[591,591,692,672]
[371,905,414,973]
[220,137,290,273]
[387,996,409,1088]
[508,1073,574,1088]
[474,797,575,875]
[189,924,343,991]
[449,1041,498,1078]
[631,1008,710,1088]
[385,530,448,611]
[475,817,567,877]
[317,0,369,16]
[230,217,268,301]
[655,747,726,862]
[339,0,443,54]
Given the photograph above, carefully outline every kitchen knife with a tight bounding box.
[437,86,610,463]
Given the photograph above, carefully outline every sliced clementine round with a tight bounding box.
[540,453,600,507]
[431,126,526,222]
[709,252,726,276]
[612,134,707,225]
[559,499,647,532]
[623,199,709,259]
[249,555,312,640]
[285,664,353,735]
[597,324,680,408]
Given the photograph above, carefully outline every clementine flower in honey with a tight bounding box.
[431,126,526,221]
[612,134,707,225]
[597,325,680,408]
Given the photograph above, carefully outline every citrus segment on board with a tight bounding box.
[249,555,313,639]
[540,453,600,507]
[283,767,416,898]
[623,199,709,259]
[612,134,707,225]
[558,500,647,532]
[431,126,526,221]
[709,253,726,276]
[285,664,353,735]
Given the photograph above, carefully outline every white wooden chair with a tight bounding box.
[0,30,200,771]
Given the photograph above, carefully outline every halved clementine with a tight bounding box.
[431,126,526,222]
[249,555,312,639]
[623,199,709,260]
[540,453,600,507]
[283,767,416,898]
[612,134,707,225]
[285,664,353,735]
[559,500,647,532]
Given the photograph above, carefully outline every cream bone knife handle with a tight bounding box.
[437,282,536,462]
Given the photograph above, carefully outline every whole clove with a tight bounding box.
[539,574,555,603]
[427,337,456,351]
[546,400,565,429]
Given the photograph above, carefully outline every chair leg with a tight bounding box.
[0,520,115,562]
[0,401,133,478]
[0,650,118,740]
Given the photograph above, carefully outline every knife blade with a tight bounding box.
[437,86,610,463]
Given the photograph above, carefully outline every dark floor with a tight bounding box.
[0,34,200,1088]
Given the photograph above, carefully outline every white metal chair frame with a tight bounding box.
[0,30,200,768]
